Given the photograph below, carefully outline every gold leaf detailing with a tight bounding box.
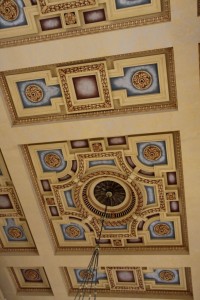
[159,270,175,281]
[25,84,44,103]
[65,225,81,238]
[132,70,152,90]
[143,145,161,161]
[44,153,61,168]
[8,227,23,239]
[0,0,19,22]
[153,223,171,236]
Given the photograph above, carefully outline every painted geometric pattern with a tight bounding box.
[9,267,52,294]
[0,151,36,252]
[64,267,192,298]
[0,0,170,48]
[22,131,188,253]
[0,48,177,125]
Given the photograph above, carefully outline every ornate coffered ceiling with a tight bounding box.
[0,47,176,124]
[0,1,200,300]
[22,132,188,253]
[0,0,170,48]
[0,151,36,252]
[65,267,193,298]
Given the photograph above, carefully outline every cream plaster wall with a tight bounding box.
[0,0,200,299]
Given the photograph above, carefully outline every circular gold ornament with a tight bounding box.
[65,225,81,238]
[153,223,171,236]
[44,153,61,168]
[79,270,94,280]
[8,227,23,239]
[24,269,41,281]
[143,145,162,161]
[64,12,76,25]
[0,0,19,21]
[132,70,152,90]
[25,84,44,103]
[159,270,175,281]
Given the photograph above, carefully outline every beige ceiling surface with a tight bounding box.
[0,0,200,299]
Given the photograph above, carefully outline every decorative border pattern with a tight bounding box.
[0,150,37,253]
[38,0,96,14]
[0,0,170,48]
[57,62,113,113]
[0,48,177,125]
[63,267,193,298]
[21,131,189,254]
[9,267,52,294]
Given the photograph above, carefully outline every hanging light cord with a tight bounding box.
[74,204,108,300]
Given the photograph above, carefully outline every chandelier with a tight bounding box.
[74,181,122,300]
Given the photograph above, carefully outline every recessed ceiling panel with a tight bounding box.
[64,266,193,298]
[0,0,170,48]
[9,267,52,295]
[22,131,188,253]
[0,151,36,252]
[0,48,177,125]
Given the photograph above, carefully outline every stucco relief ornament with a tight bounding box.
[132,70,153,90]
[92,143,103,152]
[25,84,44,103]
[65,225,81,238]
[0,0,19,21]
[64,12,76,25]
[153,223,171,236]
[44,153,61,168]
[143,145,162,161]
[79,270,94,280]
[113,239,123,247]
[166,192,176,200]
[8,227,23,239]
[159,270,175,281]
[24,269,41,281]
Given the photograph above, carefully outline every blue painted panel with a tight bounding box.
[137,141,167,167]
[115,0,151,9]
[74,268,107,283]
[0,0,27,29]
[149,220,175,239]
[38,149,67,173]
[61,223,86,241]
[89,160,116,167]
[17,79,62,108]
[3,219,27,241]
[144,269,180,284]
[110,64,160,97]
[104,224,127,230]
[145,186,156,204]
[64,190,75,208]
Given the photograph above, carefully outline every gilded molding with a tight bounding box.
[0,48,177,126]
[0,0,170,48]
[9,267,52,294]
[21,131,189,254]
[0,150,37,253]
[63,266,193,298]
